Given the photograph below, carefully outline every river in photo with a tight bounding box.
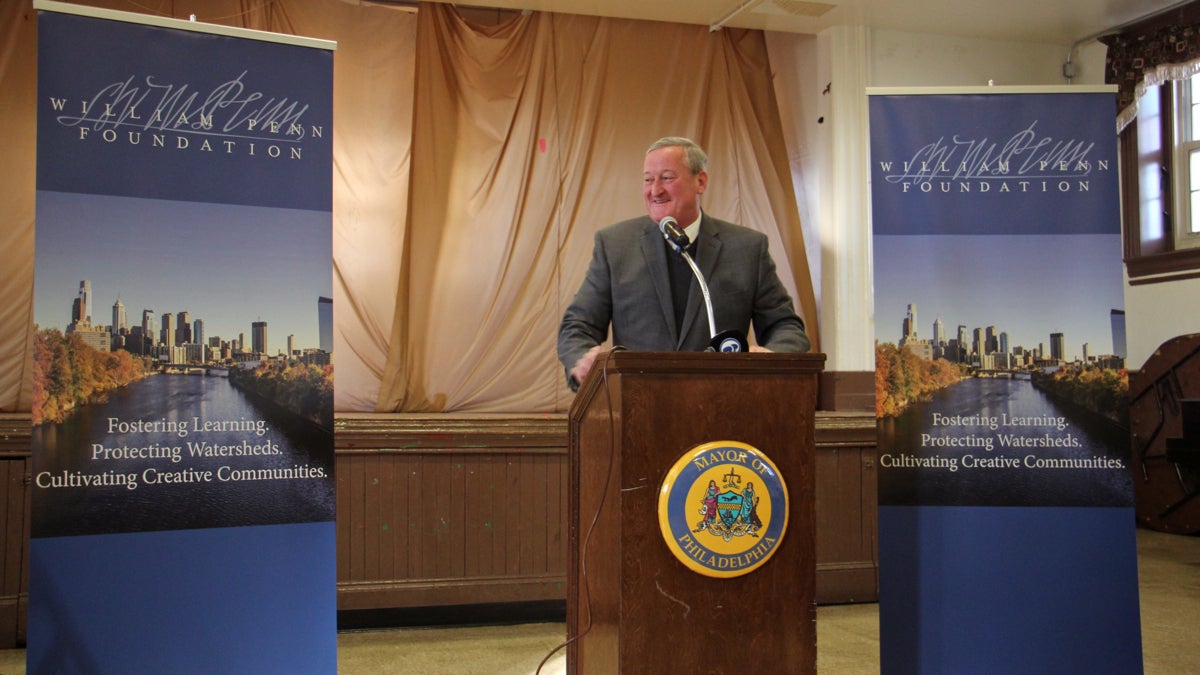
[32,372,334,538]
[878,377,1133,507]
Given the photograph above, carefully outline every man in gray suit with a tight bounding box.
[558,136,810,390]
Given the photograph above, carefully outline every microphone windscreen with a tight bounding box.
[658,217,689,248]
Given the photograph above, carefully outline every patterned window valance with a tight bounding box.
[1101,7,1200,131]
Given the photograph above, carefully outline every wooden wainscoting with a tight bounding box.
[0,409,877,641]
[335,411,878,609]
[0,414,31,649]
[334,414,569,610]
[812,412,880,603]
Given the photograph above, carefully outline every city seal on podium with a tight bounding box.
[657,440,789,578]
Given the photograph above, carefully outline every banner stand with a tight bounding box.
[32,3,337,671]
[868,86,1143,673]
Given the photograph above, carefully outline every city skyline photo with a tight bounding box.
[873,233,1124,361]
[34,190,332,356]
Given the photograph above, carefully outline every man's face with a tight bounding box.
[643,145,706,226]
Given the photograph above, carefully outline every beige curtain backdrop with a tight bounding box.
[385,4,818,412]
[0,0,38,412]
[0,0,816,415]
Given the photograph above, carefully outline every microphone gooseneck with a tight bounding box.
[657,216,749,353]
[658,216,718,343]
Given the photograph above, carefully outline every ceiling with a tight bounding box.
[418,0,1188,46]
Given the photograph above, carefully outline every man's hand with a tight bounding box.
[749,345,773,353]
[570,345,605,387]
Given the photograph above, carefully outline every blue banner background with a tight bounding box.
[870,93,1118,236]
[29,524,336,674]
[879,506,1141,674]
[37,11,332,211]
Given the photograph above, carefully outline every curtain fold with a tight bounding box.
[381,6,575,412]
[270,0,417,412]
[0,1,37,411]
[376,4,816,412]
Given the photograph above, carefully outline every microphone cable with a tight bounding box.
[535,345,625,674]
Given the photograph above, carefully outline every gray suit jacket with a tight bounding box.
[557,213,809,386]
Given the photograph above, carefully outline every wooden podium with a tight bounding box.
[567,350,824,673]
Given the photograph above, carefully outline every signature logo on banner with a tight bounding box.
[658,441,789,578]
[876,120,1110,194]
[45,71,323,158]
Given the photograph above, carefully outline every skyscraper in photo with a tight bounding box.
[1050,332,1065,362]
[1111,309,1127,359]
[78,280,92,323]
[252,321,268,356]
[901,303,917,344]
[318,296,333,353]
[112,298,127,334]
[142,309,156,349]
[71,296,85,324]
[161,312,175,348]
[176,311,191,345]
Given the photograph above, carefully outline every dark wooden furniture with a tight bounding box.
[567,351,824,674]
[1129,334,1200,534]
[0,414,30,650]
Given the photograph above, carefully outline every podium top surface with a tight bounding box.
[588,349,823,375]
[571,350,825,417]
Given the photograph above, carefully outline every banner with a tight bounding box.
[32,3,336,671]
[869,88,1143,672]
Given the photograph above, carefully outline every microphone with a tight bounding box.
[658,216,690,249]
[657,217,748,353]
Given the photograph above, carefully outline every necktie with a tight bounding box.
[666,240,697,334]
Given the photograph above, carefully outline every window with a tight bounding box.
[1103,3,1200,284]
[1172,74,1200,249]
[1122,76,1200,283]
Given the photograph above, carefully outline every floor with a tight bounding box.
[0,528,1195,674]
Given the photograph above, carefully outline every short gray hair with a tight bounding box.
[647,136,708,175]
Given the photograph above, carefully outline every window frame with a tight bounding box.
[1108,2,1200,284]
[1171,75,1200,250]
[1122,81,1200,284]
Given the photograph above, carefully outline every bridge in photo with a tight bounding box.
[158,364,231,377]
[974,369,1033,380]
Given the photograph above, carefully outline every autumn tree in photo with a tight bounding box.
[228,360,334,431]
[875,342,965,418]
[1033,364,1130,428]
[32,328,149,425]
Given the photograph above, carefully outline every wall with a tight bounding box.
[1126,277,1200,366]
[870,29,1106,87]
